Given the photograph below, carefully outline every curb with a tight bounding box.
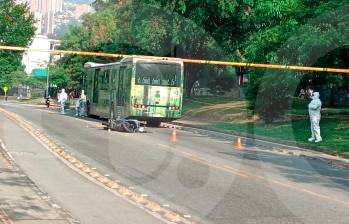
[169,121,349,166]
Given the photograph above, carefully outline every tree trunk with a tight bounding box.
[184,63,199,97]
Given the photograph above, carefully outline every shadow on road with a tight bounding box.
[220,149,349,192]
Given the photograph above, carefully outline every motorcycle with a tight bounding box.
[106,118,143,133]
[45,96,51,108]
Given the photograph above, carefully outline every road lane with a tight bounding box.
[0,106,165,224]
[1,102,349,224]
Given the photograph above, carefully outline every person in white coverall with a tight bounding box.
[58,89,68,115]
[308,92,322,143]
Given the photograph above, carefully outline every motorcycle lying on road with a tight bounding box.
[104,118,145,133]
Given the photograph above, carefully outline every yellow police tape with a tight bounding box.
[1,45,349,74]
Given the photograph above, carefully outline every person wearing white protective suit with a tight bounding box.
[308,92,322,143]
[58,89,68,114]
[76,90,87,117]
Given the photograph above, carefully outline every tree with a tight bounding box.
[244,0,349,122]
[49,65,76,89]
[0,0,35,89]
[56,6,119,91]
[60,0,235,96]
[59,0,349,118]
[22,76,46,89]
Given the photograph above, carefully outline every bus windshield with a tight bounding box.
[135,62,181,87]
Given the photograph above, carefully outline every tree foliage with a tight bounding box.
[0,0,35,88]
[60,0,239,95]
[245,0,349,122]
[61,0,349,122]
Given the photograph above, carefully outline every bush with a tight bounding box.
[292,97,309,110]
[31,92,44,99]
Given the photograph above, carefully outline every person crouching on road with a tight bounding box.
[308,92,322,143]
[58,89,68,114]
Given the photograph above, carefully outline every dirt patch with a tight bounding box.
[238,115,259,124]
[183,99,249,122]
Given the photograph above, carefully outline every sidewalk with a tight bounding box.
[0,142,74,224]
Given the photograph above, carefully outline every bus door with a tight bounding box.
[114,66,125,118]
[117,66,125,106]
[90,68,100,115]
[99,69,110,116]
[110,68,118,118]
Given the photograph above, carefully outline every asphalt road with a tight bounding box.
[1,102,349,224]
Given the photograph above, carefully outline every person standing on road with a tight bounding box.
[75,96,81,116]
[75,90,87,117]
[58,89,68,115]
[308,92,322,143]
[80,90,87,117]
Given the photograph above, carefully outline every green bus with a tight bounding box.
[84,58,184,127]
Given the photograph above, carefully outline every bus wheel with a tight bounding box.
[147,120,161,127]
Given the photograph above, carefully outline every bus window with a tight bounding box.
[135,62,181,87]
[100,70,110,90]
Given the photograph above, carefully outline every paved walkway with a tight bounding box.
[0,142,74,224]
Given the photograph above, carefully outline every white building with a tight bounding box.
[22,35,61,75]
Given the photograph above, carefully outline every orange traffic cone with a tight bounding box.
[171,129,177,142]
[235,137,242,150]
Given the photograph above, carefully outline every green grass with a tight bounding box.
[25,98,45,105]
[210,119,349,153]
[182,96,349,153]
[183,96,249,122]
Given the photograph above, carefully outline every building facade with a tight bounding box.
[22,35,61,75]
[29,0,64,35]
[29,0,63,14]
